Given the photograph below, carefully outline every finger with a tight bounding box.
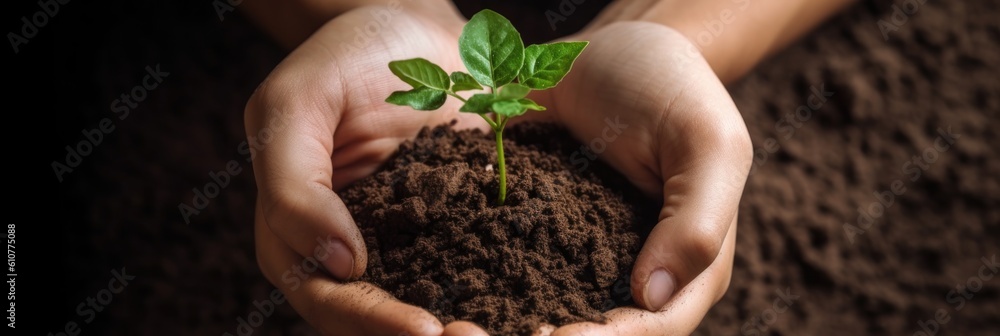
[442,321,490,336]
[553,220,736,336]
[440,322,554,336]
[630,136,748,312]
[244,50,368,279]
[629,42,750,311]
[255,202,444,336]
[244,8,483,280]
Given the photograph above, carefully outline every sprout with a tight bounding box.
[385,9,588,205]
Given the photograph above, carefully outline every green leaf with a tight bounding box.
[491,99,528,117]
[450,71,483,92]
[498,83,530,99]
[517,98,546,111]
[459,10,525,89]
[459,93,497,113]
[519,42,588,90]
[389,58,450,90]
[385,87,447,110]
[491,98,546,117]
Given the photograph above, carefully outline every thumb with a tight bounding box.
[245,84,366,282]
[630,133,751,311]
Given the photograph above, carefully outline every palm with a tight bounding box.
[284,11,487,191]
[536,22,752,335]
[540,22,746,195]
[247,9,498,336]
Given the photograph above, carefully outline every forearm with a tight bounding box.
[591,0,857,83]
[241,0,461,49]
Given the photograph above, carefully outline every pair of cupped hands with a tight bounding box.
[246,5,752,336]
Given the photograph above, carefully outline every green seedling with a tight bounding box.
[385,9,588,205]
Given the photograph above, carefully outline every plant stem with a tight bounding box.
[446,91,468,103]
[479,114,498,129]
[495,114,507,206]
[448,91,498,129]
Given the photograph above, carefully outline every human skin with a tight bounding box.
[243,0,855,335]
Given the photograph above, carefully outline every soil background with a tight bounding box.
[21,0,999,334]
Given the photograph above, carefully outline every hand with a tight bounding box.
[529,22,753,335]
[244,6,490,336]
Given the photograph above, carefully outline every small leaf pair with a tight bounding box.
[385,59,481,110]
[386,10,587,115]
[383,9,588,205]
[459,83,544,117]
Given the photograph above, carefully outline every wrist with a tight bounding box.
[587,0,758,83]
[589,0,855,84]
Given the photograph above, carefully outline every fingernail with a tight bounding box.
[643,268,675,311]
[323,239,355,280]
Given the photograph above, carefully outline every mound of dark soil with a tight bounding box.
[342,122,660,335]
